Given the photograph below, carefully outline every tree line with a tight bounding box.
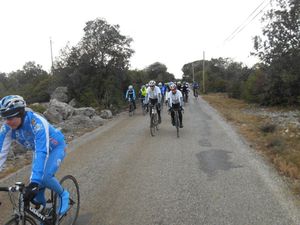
[183,0,300,106]
[1,0,299,108]
[0,18,174,111]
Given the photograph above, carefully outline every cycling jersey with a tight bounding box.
[140,88,147,97]
[126,89,136,100]
[167,90,183,107]
[145,86,161,103]
[0,111,66,184]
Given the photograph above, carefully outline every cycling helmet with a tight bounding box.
[149,80,156,87]
[170,83,177,90]
[145,83,149,87]
[128,85,133,89]
[0,95,26,119]
[158,82,162,86]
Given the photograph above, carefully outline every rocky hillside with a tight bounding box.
[0,87,113,179]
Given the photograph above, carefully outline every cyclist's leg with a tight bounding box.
[170,110,175,125]
[42,145,69,215]
[133,100,136,109]
[179,110,183,128]
[156,100,161,123]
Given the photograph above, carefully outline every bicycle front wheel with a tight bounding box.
[57,175,80,225]
[150,114,157,136]
[129,103,133,116]
[4,216,37,225]
[175,112,180,138]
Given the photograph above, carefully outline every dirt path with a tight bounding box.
[1,97,300,224]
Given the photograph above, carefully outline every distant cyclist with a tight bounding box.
[0,95,69,215]
[192,81,200,97]
[168,84,184,128]
[176,81,182,92]
[182,82,190,102]
[139,85,148,111]
[158,82,167,106]
[125,85,136,110]
[145,80,162,123]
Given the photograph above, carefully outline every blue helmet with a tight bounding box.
[0,95,26,118]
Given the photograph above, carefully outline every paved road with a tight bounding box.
[1,97,300,225]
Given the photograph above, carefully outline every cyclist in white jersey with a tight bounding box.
[145,80,162,123]
[167,83,184,128]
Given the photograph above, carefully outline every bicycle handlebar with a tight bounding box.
[0,187,9,192]
[0,185,23,192]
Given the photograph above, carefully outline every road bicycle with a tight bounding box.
[0,175,80,225]
[149,103,159,136]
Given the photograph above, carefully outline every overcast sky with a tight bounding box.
[0,0,271,78]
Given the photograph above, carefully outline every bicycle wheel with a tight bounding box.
[150,114,156,136]
[129,103,133,117]
[142,104,146,115]
[4,216,37,225]
[175,111,180,138]
[56,175,80,225]
[154,113,159,131]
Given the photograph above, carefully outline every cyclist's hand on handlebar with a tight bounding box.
[24,182,39,202]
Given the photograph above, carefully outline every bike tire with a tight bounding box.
[129,103,133,117]
[55,175,80,225]
[155,114,159,131]
[4,215,37,225]
[150,114,156,136]
[142,105,146,115]
[175,112,180,138]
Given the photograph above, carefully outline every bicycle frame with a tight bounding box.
[0,182,58,225]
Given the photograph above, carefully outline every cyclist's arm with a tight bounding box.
[156,87,162,103]
[167,92,172,108]
[125,90,129,99]
[179,91,184,107]
[30,117,49,185]
[0,125,12,171]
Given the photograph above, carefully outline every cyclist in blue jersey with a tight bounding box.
[125,85,137,110]
[0,95,69,216]
[158,82,166,105]
[192,81,200,97]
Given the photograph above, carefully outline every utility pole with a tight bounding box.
[50,37,54,75]
[202,51,205,94]
[192,62,195,83]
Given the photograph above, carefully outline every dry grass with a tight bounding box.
[202,93,300,194]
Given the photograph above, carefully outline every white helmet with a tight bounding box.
[149,80,156,87]
[170,83,177,90]
[128,85,133,89]
[158,82,162,86]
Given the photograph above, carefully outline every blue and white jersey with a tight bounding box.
[125,89,136,100]
[0,111,66,184]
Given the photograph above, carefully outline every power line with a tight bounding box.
[224,0,271,43]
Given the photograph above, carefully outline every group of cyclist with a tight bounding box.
[125,80,200,128]
[0,81,200,220]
